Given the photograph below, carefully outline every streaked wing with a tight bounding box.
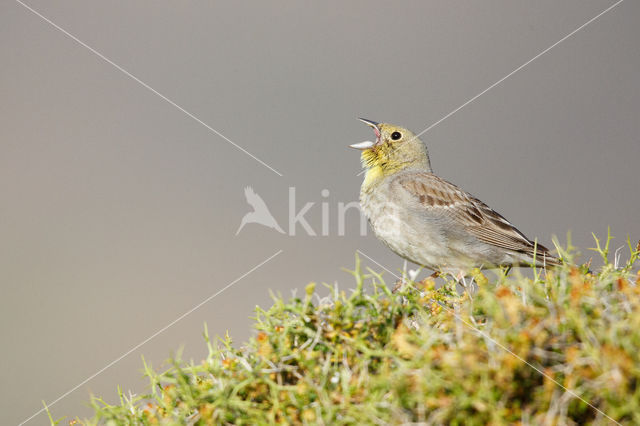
[394,172,555,260]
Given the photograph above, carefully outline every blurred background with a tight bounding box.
[1,0,638,423]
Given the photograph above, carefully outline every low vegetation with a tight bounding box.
[61,235,639,425]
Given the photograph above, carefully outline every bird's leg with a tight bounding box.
[416,271,439,289]
[392,260,410,294]
[455,271,474,300]
[394,270,440,293]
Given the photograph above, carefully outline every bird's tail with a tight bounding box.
[531,241,562,267]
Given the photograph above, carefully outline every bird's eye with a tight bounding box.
[391,131,402,141]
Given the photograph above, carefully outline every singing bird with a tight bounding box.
[352,118,559,278]
[236,186,285,235]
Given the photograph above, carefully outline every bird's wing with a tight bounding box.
[244,186,269,211]
[394,172,556,261]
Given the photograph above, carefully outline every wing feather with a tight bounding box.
[395,172,557,262]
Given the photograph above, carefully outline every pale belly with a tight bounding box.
[361,189,455,271]
[360,186,518,273]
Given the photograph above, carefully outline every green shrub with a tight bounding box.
[72,236,639,425]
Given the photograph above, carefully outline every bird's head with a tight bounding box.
[351,119,432,180]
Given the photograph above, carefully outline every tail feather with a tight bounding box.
[527,241,561,267]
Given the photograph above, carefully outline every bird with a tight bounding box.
[351,118,559,280]
[236,186,285,235]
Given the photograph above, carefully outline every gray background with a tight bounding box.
[1,0,638,423]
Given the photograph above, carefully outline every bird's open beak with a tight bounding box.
[358,117,379,127]
[358,118,381,136]
[349,140,376,150]
[350,118,381,150]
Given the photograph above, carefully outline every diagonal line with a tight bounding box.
[14,0,283,177]
[412,0,625,140]
[355,249,622,426]
[355,0,625,178]
[18,250,283,425]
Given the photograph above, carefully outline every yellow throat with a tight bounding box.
[354,120,433,190]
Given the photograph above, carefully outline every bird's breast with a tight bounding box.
[360,181,450,270]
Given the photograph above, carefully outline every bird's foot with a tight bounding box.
[392,271,440,294]
[453,271,475,300]
[418,271,440,289]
